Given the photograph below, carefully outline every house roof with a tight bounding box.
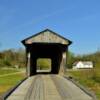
[73,61,79,66]
[73,61,93,66]
[82,61,93,65]
[21,29,72,45]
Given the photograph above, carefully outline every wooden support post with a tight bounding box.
[63,52,67,74]
[59,52,66,75]
[27,52,31,77]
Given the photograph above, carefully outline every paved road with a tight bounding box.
[7,75,93,100]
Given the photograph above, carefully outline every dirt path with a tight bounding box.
[0,71,25,78]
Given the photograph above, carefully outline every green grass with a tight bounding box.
[0,68,19,75]
[0,69,26,95]
[66,69,100,100]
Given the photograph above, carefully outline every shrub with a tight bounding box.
[3,60,11,66]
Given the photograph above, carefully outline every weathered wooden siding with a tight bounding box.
[22,29,72,76]
[25,31,69,45]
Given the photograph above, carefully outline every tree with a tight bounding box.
[0,48,25,68]
[67,51,75,68]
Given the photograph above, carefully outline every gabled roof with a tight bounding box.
[73,61,93,66]
[82,61,93,65]
[21,29,72,45]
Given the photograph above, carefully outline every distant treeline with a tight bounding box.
[0,48,25,68]
[67,51,100,68]
[0,48,100,69]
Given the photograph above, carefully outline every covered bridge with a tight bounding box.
[22,29,72,76]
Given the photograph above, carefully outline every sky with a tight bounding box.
[0,0,100,55]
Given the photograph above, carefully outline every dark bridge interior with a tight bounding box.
[27,43,67,76]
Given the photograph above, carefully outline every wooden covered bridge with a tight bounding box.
[21,29,72,76]
[5,29,95,100]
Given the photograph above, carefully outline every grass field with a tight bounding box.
[0,68,19,75]
[0,68,26,95]
[66,69,100,100]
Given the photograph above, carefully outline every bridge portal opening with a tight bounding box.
[36,58,51,73]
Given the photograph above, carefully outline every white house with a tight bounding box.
[73,61,93,69]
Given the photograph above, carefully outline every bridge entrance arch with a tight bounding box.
[22,29,72,76]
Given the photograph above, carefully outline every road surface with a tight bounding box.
[7,75,93,100]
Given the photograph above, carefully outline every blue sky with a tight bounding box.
[0,0,100,54]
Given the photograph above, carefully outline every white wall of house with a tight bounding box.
[73,61,93,69]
